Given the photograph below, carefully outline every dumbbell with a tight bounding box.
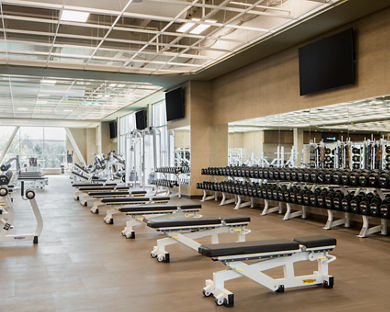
[273,168,280,180]
[357,170,369,187]
[341,171,351,186]
[279,169,286,181]
[325,190,335,210]
[352,155,360,162]
[386,155,390,162]
[368,170,379,187]
[272,186,279,201]
[324,169,333,184]
[310,169,318,183]
[284,169,292,181]
[378,171,390,188]
[303,169,311,183]
[369,196,382,217]
[350,195,363,214]
[332,191,344,211]
[296,169,304,182]
[309,189,318,207]
[285,187,294,203]
[290,169,298,182]
[277,185,287,202]
[341,194,352,212]
[268,168,275,180]
[332,170,343,185]
[349,171,360,186]
[352,147,360,154]
[263,168,269,179]
[380,198,390,218]
[296,189,304,205]
[317,170,326,184]
[352,163,360,170]
[303,189,312,206]
[386,146,390,154]
[317,189,328,208]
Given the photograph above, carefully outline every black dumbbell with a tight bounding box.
[369,196,382,217]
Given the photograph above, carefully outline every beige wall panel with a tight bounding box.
[174,130,190,148]
[211,8,390,125]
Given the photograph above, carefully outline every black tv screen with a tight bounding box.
[322,132,338,143]
[109,121,117,139]
[135,109,147,130]
[299,28,356,95]
[165,87,185,121]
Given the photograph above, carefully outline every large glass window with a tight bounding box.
[1,126,66,169]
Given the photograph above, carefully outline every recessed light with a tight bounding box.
[37,100,48,105]
[41,79,56,85]
[177,18,198,33]
[117,84,126,87]
[17,107,28,111]
[190,19,216,34]
[109,83,117,87]
[60,10,90,22]
[63,109,73,112]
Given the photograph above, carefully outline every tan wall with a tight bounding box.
[174,130,190,149]
[66,127,101,165]
[211,8,390,125]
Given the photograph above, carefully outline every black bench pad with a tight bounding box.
[88,191,131,196]
[199,239,300,257]
[147,217,222,228]
[223,216,250,224]
[118,204,201,213]
[73,183,104,187]
[101,196,170,203]
[293,235,336,248]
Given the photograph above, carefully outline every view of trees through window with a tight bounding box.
[0,126,66,169]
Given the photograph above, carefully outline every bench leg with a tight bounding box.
[104,209,116,224]
[121,217,141,238]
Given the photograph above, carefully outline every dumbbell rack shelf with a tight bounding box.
[199,169,390,238]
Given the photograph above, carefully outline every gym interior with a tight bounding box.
[1,0,390,311]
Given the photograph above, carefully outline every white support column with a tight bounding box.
[293,128,304,167]
[65,128,86,166]
[0,126,19,164]
[96,123,102,154]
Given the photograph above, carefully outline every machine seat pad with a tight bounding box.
[147,217,222,228]
[293,235,336,248]
[73,183,114,187]
[222,216,250,224]
[101,196,170,203]
[199,239,300,257]
[119,204,201,213]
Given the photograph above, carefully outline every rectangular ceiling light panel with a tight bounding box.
[60,10,90,22]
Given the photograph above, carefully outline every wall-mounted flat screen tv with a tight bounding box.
[135,109,148,130]
[166,87,185,121]
[299,28,356,95]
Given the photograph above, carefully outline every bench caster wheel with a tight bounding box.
[33,236,38,244]
[276,285,284,293]
[157,253,170,263]
[215,297,226,306]
[323,277,334,289]
[104,218,113,225]
[202,289,212,297]
[128,232,135,239]
[150,252,157,258]
[84,202,87,207]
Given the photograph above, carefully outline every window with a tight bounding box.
[0,126,66,169]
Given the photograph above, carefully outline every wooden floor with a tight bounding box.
[1,176,390,312]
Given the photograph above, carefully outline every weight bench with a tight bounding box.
[148,216,251,263]
[120,204,202,238]
[74,185,128,201]
[199,235,336,307]
[90,195,169,216]
[80,190,146,206]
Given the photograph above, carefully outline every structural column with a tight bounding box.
[293,128,304,166]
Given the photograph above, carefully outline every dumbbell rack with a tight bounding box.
[154,167,191,199]
[199,166,390,238]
